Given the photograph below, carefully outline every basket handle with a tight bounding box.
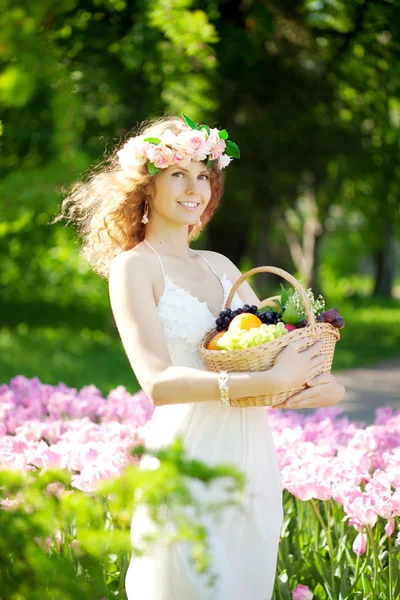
[224,266,316,327]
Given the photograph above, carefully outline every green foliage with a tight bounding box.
[273,492,400,599]
[0,437,245,599]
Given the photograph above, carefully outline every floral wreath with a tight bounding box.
[117,112,240,176]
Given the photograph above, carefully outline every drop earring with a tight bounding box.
[141,201,149,224]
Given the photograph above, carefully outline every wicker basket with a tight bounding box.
[199,266,341,408]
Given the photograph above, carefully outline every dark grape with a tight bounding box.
[297,319,308,328]
[236,308,243,314]
[216,325,224,332]
[224,316,231,326]
[332,316,345,329]
[317,313,325,323]
[251,305,258,312]
[242,304,251,312]
[324,308,340,323]
[225,308,232,315]
[257,309,280,325]
[216,317,223,326]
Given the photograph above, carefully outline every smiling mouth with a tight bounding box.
[178,201,200,209]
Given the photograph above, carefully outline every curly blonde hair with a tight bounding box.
[51,115,226,280]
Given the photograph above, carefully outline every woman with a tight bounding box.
[56,113,345,599]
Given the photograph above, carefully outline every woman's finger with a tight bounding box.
[307,373,334,386]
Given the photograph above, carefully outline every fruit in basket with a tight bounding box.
[257,308,281,325]
[228,313,263,333]
[215,304,281,332]
[216,322,288,351]
[317,308,345,329]
[207,331,226,350]
[215,305,258,332]
[284,324,297,332]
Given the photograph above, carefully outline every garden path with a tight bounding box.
[292,358,400,426]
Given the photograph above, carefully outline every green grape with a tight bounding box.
[216,323,288,351]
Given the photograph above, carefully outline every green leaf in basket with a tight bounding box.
[280,283,294,308]
[271,299,284,314]
[281,298,300,325]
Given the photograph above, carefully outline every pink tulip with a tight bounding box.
[353,531,367,555]
[292,583,313,599]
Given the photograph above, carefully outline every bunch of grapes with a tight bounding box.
[317,308,345,329]
[217,322,288,350]
[215,305,281,332]
[292,308,345,330]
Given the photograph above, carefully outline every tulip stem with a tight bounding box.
[366,525,379,597]
[388,534,393,600]
[309,499,334,590]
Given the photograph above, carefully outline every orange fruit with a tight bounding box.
[207,331,226,350]
[228,313,263,332]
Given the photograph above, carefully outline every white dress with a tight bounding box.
[125,240,284,600]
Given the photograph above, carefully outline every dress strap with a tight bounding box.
[143,239,166,278]
[190,248,220,281]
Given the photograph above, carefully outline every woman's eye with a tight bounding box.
[172,172,209,180]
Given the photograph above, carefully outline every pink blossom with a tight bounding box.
[353,531,367,555]
[292,583,313,599]
[209,139,226,160]
[174,130,208,156]
[385,518,395,537]
[171,151,192,167]
[146,145,174,169]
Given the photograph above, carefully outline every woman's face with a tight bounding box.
[150,159,212,224]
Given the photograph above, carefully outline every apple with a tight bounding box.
[284,324,297,332]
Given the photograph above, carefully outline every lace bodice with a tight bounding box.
[144,239,244,369]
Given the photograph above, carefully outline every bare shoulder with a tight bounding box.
[198,249,242,281]
[109,243,157,283]
[198,249,261,306]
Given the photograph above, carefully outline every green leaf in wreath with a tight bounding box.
[218,129,229,140]
[143,137,161,144]
[225,140,240,158]
[206,156,212,170]
[281,298,300,325]
[147,162,160,175]
[181,112,197,130]
[198,124,210,135]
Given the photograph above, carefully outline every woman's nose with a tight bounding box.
[185,179,199,195]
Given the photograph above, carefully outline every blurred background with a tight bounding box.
[1,0,399,398]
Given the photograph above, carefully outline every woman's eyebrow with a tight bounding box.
[171,167,209,174]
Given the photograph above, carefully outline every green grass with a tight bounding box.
[0,324,139,396]
[331,297,400,370]
[1,295,399,395]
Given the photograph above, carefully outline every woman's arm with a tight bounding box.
[108,251,284,407]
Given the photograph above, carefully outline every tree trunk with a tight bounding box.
[308,232,324,299]
[373,219,395,298]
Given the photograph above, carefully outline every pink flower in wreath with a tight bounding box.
[209,139,226,160]
[171,150,192,167]
[292,584,313,600]
[146,145,174,169]
[175,130,208,155]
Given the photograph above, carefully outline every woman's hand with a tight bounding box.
[272,372,345,410]
[271,337,326,392]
